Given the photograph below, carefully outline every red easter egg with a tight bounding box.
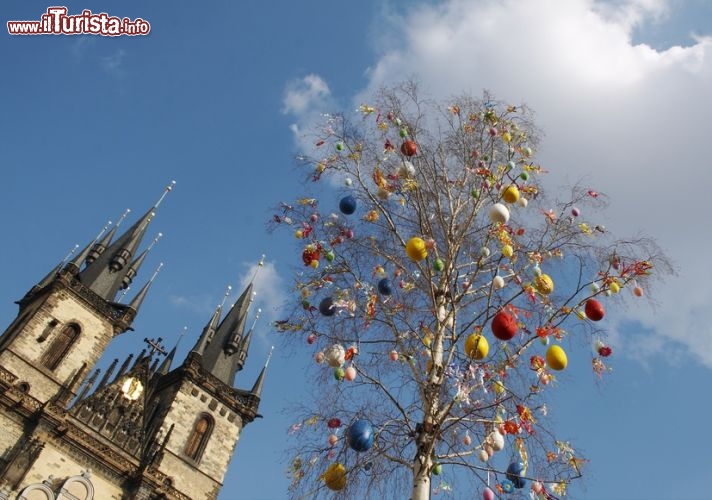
[491,311,518,340]
[401,140,417,156]
[585,299,605,321]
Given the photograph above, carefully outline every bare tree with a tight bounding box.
[271,82,671,499]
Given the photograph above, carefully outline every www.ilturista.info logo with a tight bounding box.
[7,7,150,36]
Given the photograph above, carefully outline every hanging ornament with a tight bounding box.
[378,278,393,295]
[464,334,489,360]
[406,237,428,261]
[389,350,399,361]
[334,367,345,381]
[478,449,489,462]
[502,245,514,258]
[322,462,347,491]
[585,299,605,321]
[325,344,346,367]
[328,434,338,446]
[502,185,520,204]
[488,203,510,224]
[488,429,505,451]
[546,345,568,371]
[347,419,375,452]
[339,195,357,215]
[491,311,518,341]
[492,275,505,289]
[506,461,527,489]
[319,297,336,316]
[433,258,445,272]
[344,366,357,381]
[534,274,554,295]
[432,463,443,475]
[400,140,417,156]
[483,487,495,500]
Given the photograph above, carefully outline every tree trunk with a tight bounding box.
[411,453,432,500]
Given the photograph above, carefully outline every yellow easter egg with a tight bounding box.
[406,237,428,261]
[464,334,489,360]
[493,380,506,395]
[323,463,347,491]
[534,274,554,295]
[609,281,620,294]
[502,185,520,204]
[546,345,568,371]
[502,244,514,258]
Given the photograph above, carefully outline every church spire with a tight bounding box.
[251,346,273,398]
[190,256,264,386]
[157,327,187,376]
[127,262,163,314]
[79,182,174,301]
[191,286,231,355]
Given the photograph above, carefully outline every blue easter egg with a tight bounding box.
[506,462,526,489]
[347,419,374,452]
[319,297,336,317]
[378,278,393,296]
[339,195,357,215]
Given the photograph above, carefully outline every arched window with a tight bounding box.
[41,323,80,370]
[184,413,214,462]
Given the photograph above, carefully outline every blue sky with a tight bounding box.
[2,1,712,499]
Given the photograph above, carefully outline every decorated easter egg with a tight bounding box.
[400,160,416,177]
[489,203,510,224]
[389,350,399,361]
[585,299,605,321]
[492,275,505,289]
[406,237,428,261]
[334,367,345,381]
[546,345,568,371]
[502,185,520,204]
[319,297,336,316]
[344,366,357,381]
[325,344,346,367]
[491,311,518,341]
[315,352,325,363]
[401,140,417,156]
[506,461,527,489]
[432,463,442,475]
[323,462,347,491]
[328,434,338,446]
[502,244,514,258]
[483,487,495,500]
[339,195,357,215]
[307,334,317,344]
[463,434,472,446]
[478,449,489,462]
[378,278,393,295]
[519,171,529,181]
[347,419,374,452]
[609,281,620,294]
[464,334,489,360]
[534,274,554,295]
[488,430,505,451]
[433,258,445,272]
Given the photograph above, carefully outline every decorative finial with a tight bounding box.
[249,291,257,304]
[265,345,274,368]
[147,232,163,251]
[250,254,267,283]
[174,326,188,349]
[144,337,167,357]
[115,209,131,229]
[149,262,164,283]
[118,285,131,302]
[154,180,176,209]
[61,244,80,265]
[250,308,262,330]
[219,285,232,309]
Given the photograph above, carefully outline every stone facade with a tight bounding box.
[0,201,264,500]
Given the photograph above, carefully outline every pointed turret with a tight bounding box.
[191,286,231,355]
[250,347,273,399]
[122,233,162,290]
[86,214,126,265]
[65,221,112,274]
[235,308,261,373]
[197,284,254,386]
[78,182,174,301]
[127,263,163,315]
[157,327,186,376]
[190,256,265,386]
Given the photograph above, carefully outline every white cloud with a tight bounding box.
[100,49,126,76]
[282,74,331,115]
[235,259,287,346]
[283,0,710,367]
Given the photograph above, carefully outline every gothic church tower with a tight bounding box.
[0,185,265,499]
